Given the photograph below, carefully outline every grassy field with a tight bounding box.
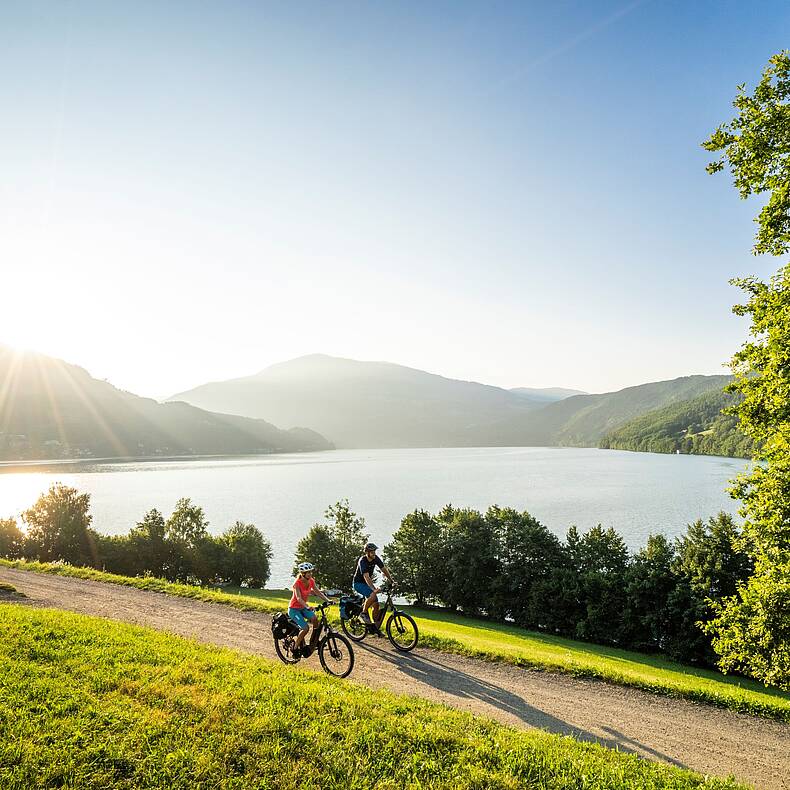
[2,558,789,722]
[0,604,746,789]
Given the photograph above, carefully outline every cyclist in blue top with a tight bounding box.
[353,542,395,631]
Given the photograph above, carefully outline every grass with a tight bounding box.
[0,604,746,789]
[2,558,789,722]
[0,581,18,594]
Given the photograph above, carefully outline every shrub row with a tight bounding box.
[0,484,272,588]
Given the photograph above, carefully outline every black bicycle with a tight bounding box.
[272,601,355,678]
[339,584,419,652]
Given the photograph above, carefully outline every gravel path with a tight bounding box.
[1,567,787,789]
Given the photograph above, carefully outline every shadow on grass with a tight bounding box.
[358,640,688,769]
[407,606,790,698]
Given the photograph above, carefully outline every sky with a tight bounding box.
[2,1,789,398]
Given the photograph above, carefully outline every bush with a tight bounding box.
[384,510,447,605]
[22,484,97,566]
[0,517,24,559]
[294,500,369,589]
[219,521,272,588]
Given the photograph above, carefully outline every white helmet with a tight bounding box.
[297,562,315,573]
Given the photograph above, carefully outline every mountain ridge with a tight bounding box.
[0,347,332,461]
[170,355,733,451]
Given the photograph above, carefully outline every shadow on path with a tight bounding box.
[359,640,688,769]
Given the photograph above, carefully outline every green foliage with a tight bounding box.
[218,521,272,588]
[21,484,96,566]
[294,500,369,589]
[0,490,273,591]
[600,390,754,458]
[702,50,790,689]
[0,606,748,790]
[383,506,753,667]
[0,517,24,559]
[164,498,211,583]
[442,506,501,615]
[127,508,169,577]
[567,525,630,644]
[487,506,565,628]
[622,534,678,652]
[384,509,447,604]
[703,51,790,257]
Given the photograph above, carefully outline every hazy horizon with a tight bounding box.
[3,1,788,398]
[2,343,735,403]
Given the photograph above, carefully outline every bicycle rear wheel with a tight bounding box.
[341,615,368,642]
[386,612,418,652]
[319,632,355,678]
[274,635,301,664]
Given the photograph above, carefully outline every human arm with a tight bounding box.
[362,570,379,593]
[313,582,331,603]
[292,581,307,608]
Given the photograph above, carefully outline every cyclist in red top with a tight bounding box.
[289,561,331,655]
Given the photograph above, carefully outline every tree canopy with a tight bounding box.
[702,51,790,689]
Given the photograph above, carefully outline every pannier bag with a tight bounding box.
[271,612,299,639]
[339,594,364,620]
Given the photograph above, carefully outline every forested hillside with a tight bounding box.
[484,375,734,448]
[0,347,331,461]
[600,390,754,458]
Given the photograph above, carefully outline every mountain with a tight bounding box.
[600,389,754,458]
[169,354,550,449]
[170,354,732,451]
[0,347,331,461]
[509,387,586,403]
[482,375,735,447]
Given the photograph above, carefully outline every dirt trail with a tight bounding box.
[0,568,787,789]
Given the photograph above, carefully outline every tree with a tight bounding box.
[384,510,447,605]
[294,500,369,589]
[661,515,750,665]
[219,521,272,588]
[568,525,630,644]
[487,506,564,627]
[128,509,169,577]
[702,51,790,688]
[0,517,24,559]
[622,534,677,653]
[22,484,96,566]
[164,498,211,583]
[442,507,500,615]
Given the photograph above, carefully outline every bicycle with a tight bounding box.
[271,601,355,678]
[340,583,419,652]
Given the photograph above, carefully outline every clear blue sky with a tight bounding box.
[2,1,788,397]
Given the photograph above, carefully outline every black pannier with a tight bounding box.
[339,594,364,620]
[272,612,299,639]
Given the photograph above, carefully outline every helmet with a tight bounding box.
[297,562,315,573]
[363,542,378,552]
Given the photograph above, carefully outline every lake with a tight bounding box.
[0,447,750,587]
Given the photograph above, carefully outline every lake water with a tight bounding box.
[0,447,750,587]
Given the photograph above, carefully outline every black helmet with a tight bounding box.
[364,542,378,552]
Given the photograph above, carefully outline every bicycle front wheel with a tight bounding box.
[319,632,355,678]
[386,612,418,652]
[341,615,368,642]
